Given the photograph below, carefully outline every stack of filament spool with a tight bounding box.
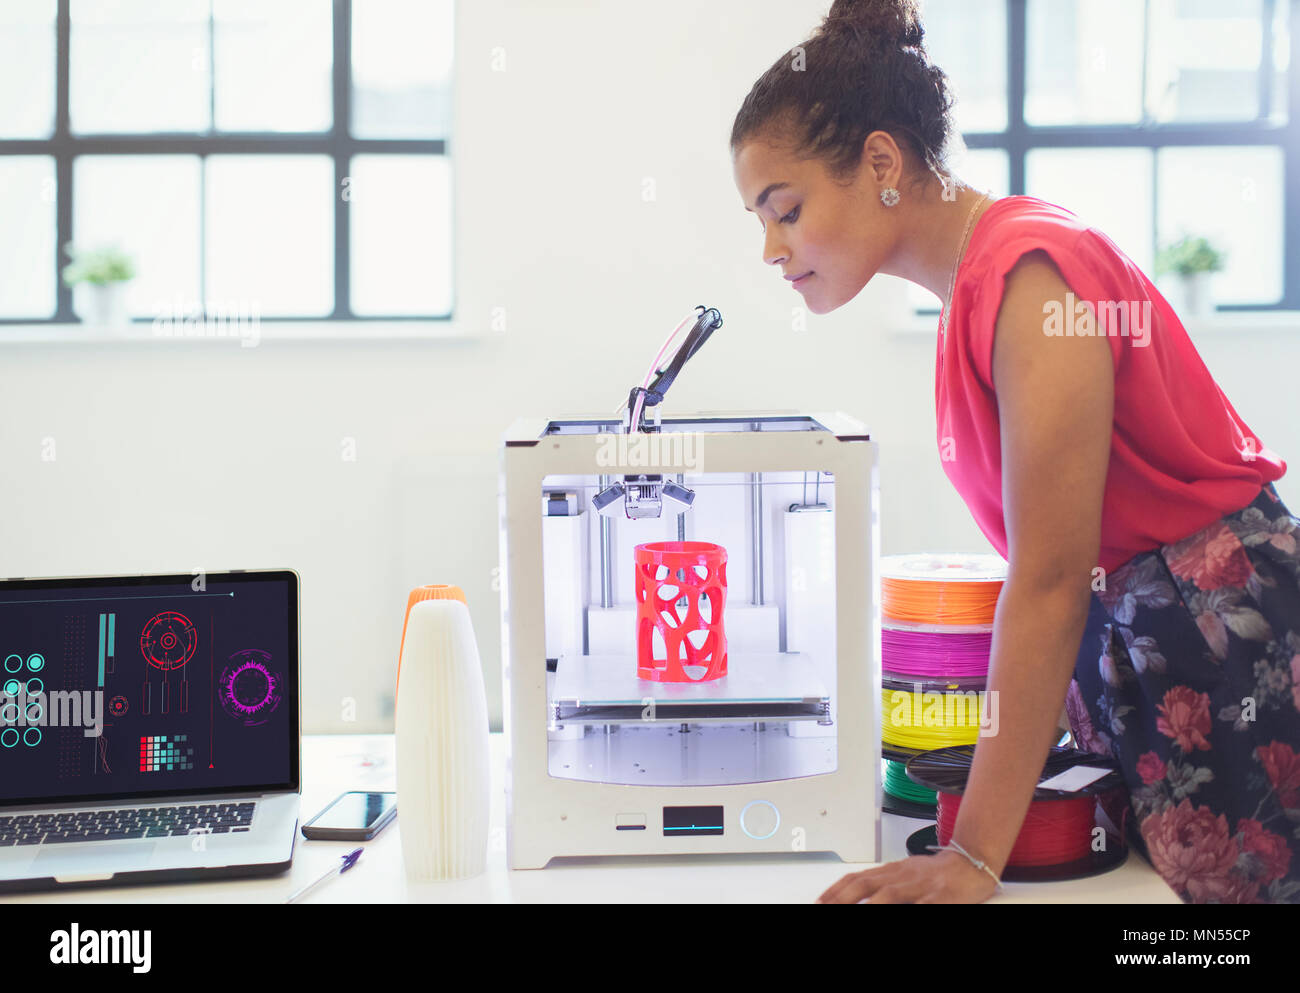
[879,554,1006,818]
[903,745,1130,882]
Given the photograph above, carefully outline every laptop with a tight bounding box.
[0,570,300,891]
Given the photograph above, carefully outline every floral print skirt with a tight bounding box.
[1066,481,1300,903]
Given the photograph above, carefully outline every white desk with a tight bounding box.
[3,733,1180,904]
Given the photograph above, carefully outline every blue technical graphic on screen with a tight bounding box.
[0,576,293,803]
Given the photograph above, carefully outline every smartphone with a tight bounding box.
[302,791,397,841]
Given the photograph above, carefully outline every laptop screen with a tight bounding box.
[0,571,299,806]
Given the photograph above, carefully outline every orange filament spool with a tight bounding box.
[880,554,1006,626]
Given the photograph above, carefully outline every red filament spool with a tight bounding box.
[936,791,1097,867]
[634,541,727,682]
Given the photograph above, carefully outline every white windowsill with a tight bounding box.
[0,320,478,345]
[892,311,1300,337]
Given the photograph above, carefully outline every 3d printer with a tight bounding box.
[498,307,881,867]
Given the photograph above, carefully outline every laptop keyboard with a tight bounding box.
[0,802,255,846]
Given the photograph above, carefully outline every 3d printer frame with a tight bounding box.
[499,411,881,868]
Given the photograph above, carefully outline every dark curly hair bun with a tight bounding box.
[820,0,924,49]
[731,0,954,183]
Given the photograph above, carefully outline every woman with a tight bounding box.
[730,0,1299,904]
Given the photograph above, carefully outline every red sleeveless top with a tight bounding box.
[937,195,1287,572]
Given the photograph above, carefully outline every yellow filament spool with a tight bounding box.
[881,686,984,750]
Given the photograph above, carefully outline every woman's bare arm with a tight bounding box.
[819,249,1114,902]
[948,249,1115,877]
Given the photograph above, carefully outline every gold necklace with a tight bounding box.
[939,192,991,338]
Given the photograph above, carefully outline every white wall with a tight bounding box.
[2,0,1296,732]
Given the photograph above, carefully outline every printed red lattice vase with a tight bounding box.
[634,541,727,682]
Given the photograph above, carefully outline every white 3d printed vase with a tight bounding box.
[395,585,490,881]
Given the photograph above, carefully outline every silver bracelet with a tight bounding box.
[925,839,1004,891]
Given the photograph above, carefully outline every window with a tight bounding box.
[915,0,1297,312]
[0,0,454,326]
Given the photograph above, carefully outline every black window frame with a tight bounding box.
[0,0,452,326]
[947,0,1299,313]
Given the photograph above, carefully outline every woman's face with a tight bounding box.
[732,138,898,315]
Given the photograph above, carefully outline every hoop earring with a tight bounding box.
[880,187,901,207]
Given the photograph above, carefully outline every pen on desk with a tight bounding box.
[286,847,363,904]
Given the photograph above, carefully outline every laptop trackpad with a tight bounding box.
[34,842,157,870]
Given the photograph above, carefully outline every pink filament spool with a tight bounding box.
[881,627,993,679]
[634,541,728,682]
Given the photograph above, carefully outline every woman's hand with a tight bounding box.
[816,850,1000,904]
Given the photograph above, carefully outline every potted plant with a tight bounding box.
[1155,235,1225,319]
[62,244,136,329]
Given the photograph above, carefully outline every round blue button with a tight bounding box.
[740,800,780,840]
